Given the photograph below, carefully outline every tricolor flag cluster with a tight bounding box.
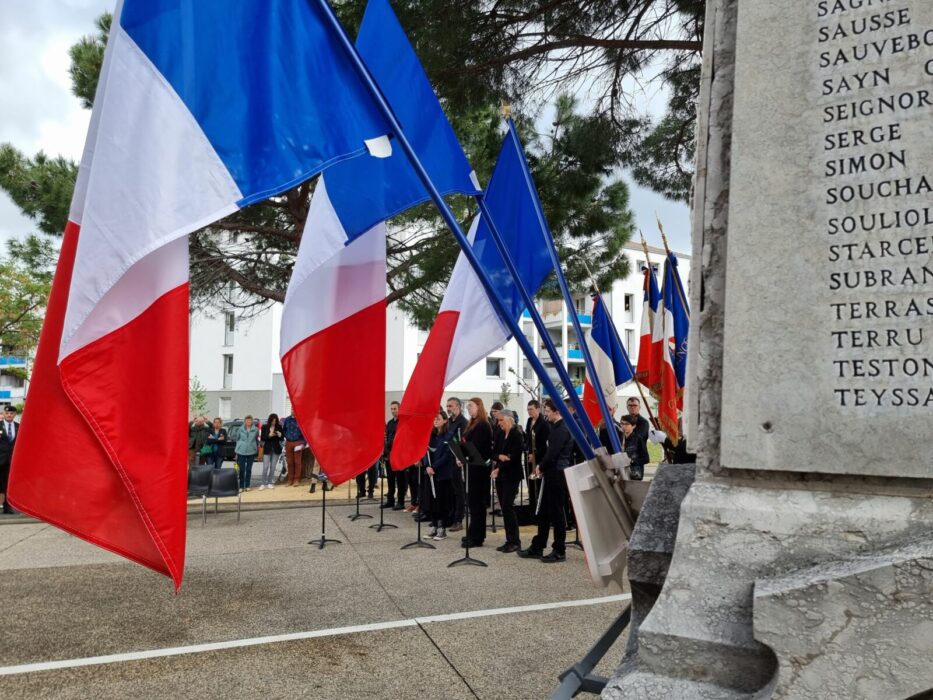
[581,294,634,429]
[9,0,690,590]
[635,251,690,444]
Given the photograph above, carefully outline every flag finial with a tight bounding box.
[500,100,512,119]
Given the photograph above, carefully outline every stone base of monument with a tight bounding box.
[602,482,933,700]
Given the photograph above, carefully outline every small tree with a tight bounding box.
[498,382,512,408]
[189,377,208,417]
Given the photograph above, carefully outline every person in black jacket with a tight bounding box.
[519,399,573,562]
[1,405,19,515]
[625,397,650,444]
[492,410,524,553]
[523,400,549,507]
[444,397,468,531]
[381,402,408,510]
[460,397,493,548]
[620,414,650,480]
[426,410,455,540]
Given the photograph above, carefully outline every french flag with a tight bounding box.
[8,0,390,589]
[279,0,479,485]
[634,263,661,392]
[657,253,689,444]
[582,294,634,428]
[391,122,553,470]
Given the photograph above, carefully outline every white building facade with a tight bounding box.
[189,241,690,422]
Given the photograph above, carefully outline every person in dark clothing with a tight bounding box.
[205,417,228,470]
[1,405,19,514]
[492,410,524,552]
[598,419,625,454]
[356,463,378,499]
[460,397,493,548]
[259,413,283,489]
[520,399,574,562]
[381,401,408,510]
[563,398,587,465]
[524,400,549,507]
[625,397,650,444]
[620,414,650,480]
[188,416,210,466]
[444,397,468,531]
[426,410,454,540]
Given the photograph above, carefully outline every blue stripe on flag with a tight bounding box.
[120,0,389,206]
[324,0,480,240]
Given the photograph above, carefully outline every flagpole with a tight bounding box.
[474,195,600,450]
[503,119,623,454]
[655,215,691,320]
[312,0,596,459]
[581,260,659,430]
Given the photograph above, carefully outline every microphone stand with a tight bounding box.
[449,440,486,568]
[402,455,435,550]
[307,473,341,549]
[370,459,398,532]
[349,468,373,522]
[488,470,498,533]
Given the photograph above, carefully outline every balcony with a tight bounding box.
[0,356,27,367]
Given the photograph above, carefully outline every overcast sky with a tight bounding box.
[0,1,690,255]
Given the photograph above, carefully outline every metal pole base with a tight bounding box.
[369,522,398,531]
[448,555,487,568]
[401,539,435,550]
[551,603,631,699]
[348,496,373,521]
[307,536,342,550]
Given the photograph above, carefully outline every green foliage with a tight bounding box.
[0,246,51,355]
[498,382,512,407]
[1,1,703,327]
[189,377,208,417]
[68,12,110,109]
[0,145,77,236]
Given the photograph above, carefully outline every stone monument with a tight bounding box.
[604,0,933,697]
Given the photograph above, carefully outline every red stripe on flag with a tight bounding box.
[390,310,460,471]
[281,298,385,485]
[581,379,602,430]
[9,222,188,589]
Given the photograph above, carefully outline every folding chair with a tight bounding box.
[188,465,213,526]
[207,467,242,524]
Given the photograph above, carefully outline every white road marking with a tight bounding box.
[0,593,631,676]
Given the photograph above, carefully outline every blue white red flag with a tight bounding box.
[582,293,635,429]
[280,0,480,485]
[9,0,392,589]
[635,263,662,390]
[391,120,553,470]
[665,252,690,391]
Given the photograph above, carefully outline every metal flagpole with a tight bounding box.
[312,0,596,458]
[581,259,659,429]
[655,215,691,320]
[474,196,600,450]
[502,121,622,454]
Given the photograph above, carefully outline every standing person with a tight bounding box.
[492,409,523,553]
[445,397,468,532]
[461,397,493,549]
[260,413,283,490]
[524,400,549,507]
[620,414,650,480]
[282,412,305,487]
[0,405,19,514]
[381,401,407,510]
[233,415,259,491]
[426,410,453,540]
[625,397,650,444]
[188,415,210,466]
[519,398,573,563]
[205,418,228,470]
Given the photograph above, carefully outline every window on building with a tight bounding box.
[486,357,503,378]
[222,354,234,389]
[623,294,634,322]
[224,312,235,346]
[522,361,533,381]
[625,329,634,354]
[219,397,232,419]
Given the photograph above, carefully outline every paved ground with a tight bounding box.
[0,497,631,699]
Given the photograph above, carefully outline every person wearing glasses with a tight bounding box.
[625,397,650,444]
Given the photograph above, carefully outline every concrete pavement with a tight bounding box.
[0,500,630,699]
